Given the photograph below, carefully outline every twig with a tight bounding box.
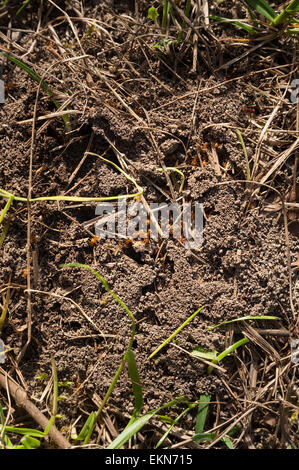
[68,130,95,185]
[251,86,289,181]
[26,289,107,338]
[16,53,41,364]
[0,368,71,448]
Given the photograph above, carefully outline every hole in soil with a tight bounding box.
[216,147,230,168]
[164,153,185,167]
[146,309,161,326]
[71,205,96,224]
[165,258,175,275]
[115,0,135,13]
[69,321,82,331]
[204,205,216,220]
[141,284,155,296]
[289,221,299,237]
[122,244,143,264]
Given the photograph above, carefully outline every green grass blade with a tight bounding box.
[271,0,299,26]
[16,0,31,15]
[86,152,143,198]
[208,337,250,374]
[125,349,143,427]
[185,0,191,19]
[161,0,169,33]
[147,306,205,360]
[155,415,174,424]
[195,395,211,439]
[246,2,260,26]
[222,435,235,449]
[192,432,215,441]
[0,425,45,437]
[155,406,194,448]
[0,403,5,425]
[192,347,218,361]
[157,167,185,192]
[216,337,250,362]
[0,153,143,206]
[1,193,141,203]
[44,356,58,436]
[210,15,259,34]
[107,398,186,449]
[0,402,7,444]
[20,435,41,449]
[245,0,277,21]
[0,195,14,225]
[284,27,299,33]
[168,3,176,24]
[176,0,191,43]
[2,52,71,131]
[60,263,137,444]
[3,435,14,448]
[2,53,51,93]
[108,412,155,449]
[60,264,136,339]
[208,315,279,331]
[75,412,97,441]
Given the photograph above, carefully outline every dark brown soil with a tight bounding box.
[0,0,298,449]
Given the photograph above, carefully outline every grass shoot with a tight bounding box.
[1,52,72,131]
[60,263,140,444]
[211,0,299,36]
[0,153,143,225]
[147,306,205,360]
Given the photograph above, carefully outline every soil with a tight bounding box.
[0,0,298,449]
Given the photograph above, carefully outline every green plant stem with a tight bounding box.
[271,0,299,26]
[284,27,299,33]
[60,263,137,444]
[0,153,143,220]
[107,397,188,449]
[157,167,185,192]
[147,306,205,360]
[2,52,71,131]
[208,337,250,374]
[0,196,14,224]
[162,0,169,34]
[156,404,196,448]
[44,356,58,436]
[245,0,276,21]
[177,0,191,42]
[16,0,31,16]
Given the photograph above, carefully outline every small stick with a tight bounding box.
[68,131,95,185]
[255,329,290,337]
[0,368,71,448]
